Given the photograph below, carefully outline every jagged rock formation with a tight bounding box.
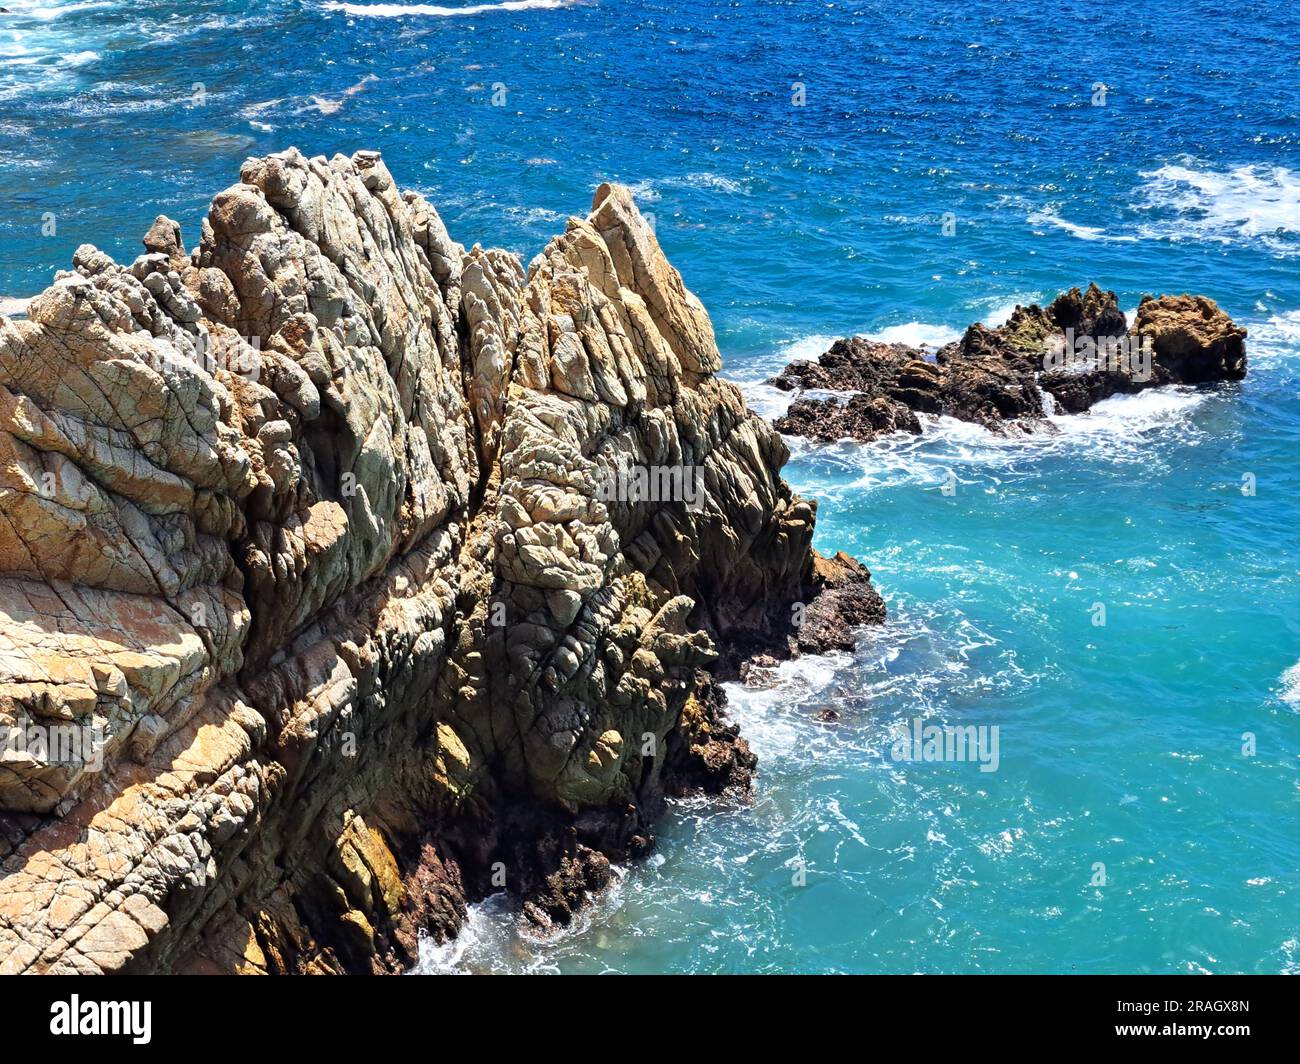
[0,149,879,974]
[771,284,1247,442]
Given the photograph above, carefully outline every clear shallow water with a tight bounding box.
[2,0,1296,974]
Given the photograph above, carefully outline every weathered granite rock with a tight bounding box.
[0,149,879,974]
[771,283,1247,441]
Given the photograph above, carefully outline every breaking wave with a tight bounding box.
[1135,162,1300,255]
[324,0,582,18]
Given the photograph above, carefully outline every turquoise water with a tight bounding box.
[2,0,1296,973]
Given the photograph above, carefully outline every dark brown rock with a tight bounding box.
[768,283,1247,443]
[775,392,922,443]
[794,551,887,655]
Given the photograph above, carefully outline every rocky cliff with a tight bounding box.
[0,149,879,973]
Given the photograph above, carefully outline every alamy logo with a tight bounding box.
[1042,328,1153,381]
[1,723,104,770]
[49,996,151,1044]
[593,463,705,512]
[891,717,1000,773]
[195,330,262,382]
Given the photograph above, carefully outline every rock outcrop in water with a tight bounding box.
[0,148,882,973]
[771,284,1247,442]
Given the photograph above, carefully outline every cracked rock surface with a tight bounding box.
[0,149,876,973]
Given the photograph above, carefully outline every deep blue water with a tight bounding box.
[2,0,1296,974]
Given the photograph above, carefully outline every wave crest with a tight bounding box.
[1136,162,1300,255]
[324,0,581,18]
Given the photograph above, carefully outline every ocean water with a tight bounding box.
[2,0,1296,974]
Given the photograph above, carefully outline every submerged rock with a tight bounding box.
[770,283,1247,442]
[0,149,881,974]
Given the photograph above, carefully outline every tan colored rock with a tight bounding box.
[1132,293,1248,383]
[0,149,874,974]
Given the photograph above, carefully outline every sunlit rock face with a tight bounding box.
[0,149,875,974]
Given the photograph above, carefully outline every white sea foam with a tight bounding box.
[1026,206,1137,243]
[410,893,531,974]
[16,1,115,20]
[51,90,178,116]
[410,896,496,974]
[624,178,661,203]
[410,863,631,974]
[739,381,794,420]
[983,301,1022,327]
[324,0,580,17]
[767,322,959,360]
[502,204,566,226]
[869,321,960,347]
[810,385,1212,494]
[776,333,836,362]
[1241,309,1300,371]
[725,334,838,419]
[720,645,912,780]
[1252,309,1300,345]
[1136,163,1300,253]
[0,6,105,101]
[1278,661,1300,706]
[664,171,745,194]
[970,293,1043,328]
[1048,386,1207,440]
[732,650,849,703]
